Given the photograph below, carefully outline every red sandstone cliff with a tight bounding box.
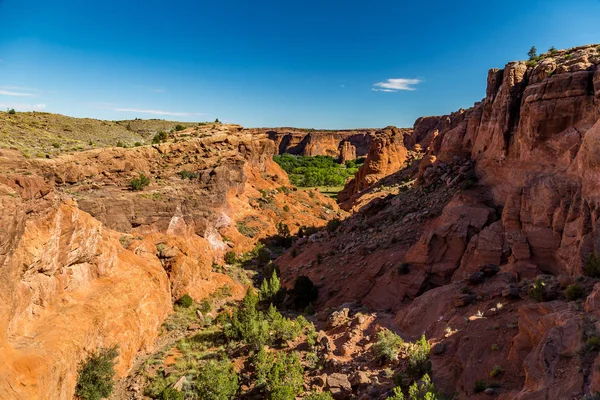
[277,44,600,399]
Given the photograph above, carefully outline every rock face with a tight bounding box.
[259,128,375,161]
[338,126,411,205]
[278,44,600,399]
[0,125,339,399]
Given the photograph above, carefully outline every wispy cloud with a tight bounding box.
[0,86,40,97]
[114,108,207,117]
[372,78,421,92]
[0,90,35,97]
[0,102,46,111]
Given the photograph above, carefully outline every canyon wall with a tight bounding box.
[256,128,376,162]
[0,125,338,399]
[277,44,600,399]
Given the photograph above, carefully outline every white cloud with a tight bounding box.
[114,108,207,117]
[0,103,46,111]
[0,89,36,97]
[372,78,421,92]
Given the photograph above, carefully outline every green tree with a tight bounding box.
[528,46,538,60]
[253,350,303,400]
[75,346,119,400]
[195,359,239,400]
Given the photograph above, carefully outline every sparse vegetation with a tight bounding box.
[584,253,600,277]
[194,359,239,400]
[564,284,585,301]
[528,278,545,302]
[7,108,16,115]
[176,294,193,308]
[130,173,150,191]
[152,130,169,144]
[374,328,404,363]
[224,251,237,264]
[177,170,198,180]
[326,217,342,233]
[406,335,431,378]
[75,346,119,400]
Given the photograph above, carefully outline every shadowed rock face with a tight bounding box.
[0,125,339,399]
[278,44,600,399]
[256,128,377,161]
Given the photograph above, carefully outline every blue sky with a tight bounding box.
[1,0,599,128]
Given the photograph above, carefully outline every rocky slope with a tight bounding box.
[253,128,376,162]
[0,124,339,399]
[277,44,600,398]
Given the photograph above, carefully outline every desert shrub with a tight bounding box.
[587,336,600,352]
[407,335,431,378]
[489,365,503,378]
[389,374,438,400]
[7,108,16,114]
[159,387,184,400]
[222,288,270,350]
[130,173,150,191]
[275,222,292,247]
[290,276,318,310]
[564,284,585,301]
[199,299,212,313]
[526,60,538,68]
[253,349,303,399]
[283,205,290,212]
[374,329,404,363]
[177,170,198,180]
[224,251,237,264]
[258,246,271,264]
[474,380,487,393]
[75,346,119,400]
[548,46,558,54]
[134,142,142,147]
[52,141,60,148]
[584,253,600,277]
[194,359,239,400]
[152,130,168,144]
[326,218,342,233]
[116,140,125,148]
[528,278,545,302]
[491,344,500,351]
[174,124,186,131]
[176,294,193,308]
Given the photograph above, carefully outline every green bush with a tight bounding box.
[194,359,239,400]
[159,387,184,400]
[52,141,60,148]
[75,346,119,400]
[564,284,585,301]
[585,253,600,277]
[176,294,193,308]
[130,173,150,191]
[152,131,168,144]
[587,336,600,351]
[252,349,303,399]
[224,251,237,264]
[174,124,186,131]
[474,380,487,393]
[177,170,198,180]
[389,374,438,400]
[326,218,342,233]
[407,335,431,378]
[528,278,545,302]
[283,205,290,212]
[7,108,16,115]
[374,329,404,363]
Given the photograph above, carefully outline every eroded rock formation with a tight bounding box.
[0,125,339,399]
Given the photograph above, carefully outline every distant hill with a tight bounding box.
[0,111,207,157]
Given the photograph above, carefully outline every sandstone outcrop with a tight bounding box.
[338,126,411,205]
[0,125,339,399]
[258,128,375,161]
